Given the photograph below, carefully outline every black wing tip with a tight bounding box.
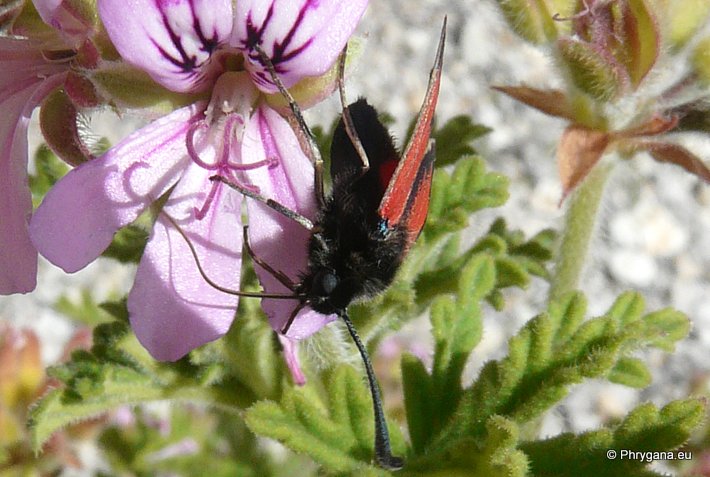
[434,17,447,73]
[424,139,436,165]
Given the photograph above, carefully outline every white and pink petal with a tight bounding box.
[233,0,368,93]
[98,0,233,92]
[30,102,206,273]
[128,161,242,361]
[242,105,337,338]
[31,0,95,42]
[0,72,66,294]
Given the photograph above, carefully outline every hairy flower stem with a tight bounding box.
[549,163,612,302]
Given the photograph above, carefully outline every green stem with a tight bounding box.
[548,163,612,302]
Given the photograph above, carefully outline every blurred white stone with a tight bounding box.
[608,249,658,287]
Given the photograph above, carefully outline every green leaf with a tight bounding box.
[431,115,490,168]
[245,365,403,474]
[607,357,651,388]
[54,290,116,326]
[401,354,434,455]
[425,158,509,240]
[403,256,494,453]
[101,224,149,264]
[409,416,529,476]
[28,145,69,208]
[415,219,555,311]
[428,292,691,453]
[522,399,705,477]
[29,315,253,452]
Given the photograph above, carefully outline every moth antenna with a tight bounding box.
[337,45,370,173]
[340,312,404,470]
[252,43,326,208]
[162,212,297,300]
[242,225,297,291]
[210,175,314,231]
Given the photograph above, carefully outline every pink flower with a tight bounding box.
[0,0,96,294]
[30,0,367,365]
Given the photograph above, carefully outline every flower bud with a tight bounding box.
[657,0,710,49]
[495,0,574,44]
[557,38,625,102]
[692,37,710,85]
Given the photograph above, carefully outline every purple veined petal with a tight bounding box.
[0,68,66,294]
[278,334,306,385]
[128,161,243,361]
[242,105,337,338]
[31,0,94,41]
[98,0,234,93]
[30,101,207,273]
[233,0,368,93]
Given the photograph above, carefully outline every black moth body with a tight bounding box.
[204,19,446,470]
[298,99,413,316]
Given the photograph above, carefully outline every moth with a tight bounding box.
[187,19,446,469]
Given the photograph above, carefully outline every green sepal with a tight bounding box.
[91,63,205,111]
[620,0,660,88]
[10,0,57,41]
[39,89,92,167]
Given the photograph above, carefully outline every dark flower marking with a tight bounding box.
[243,0,319,76]
[150,0,221,74]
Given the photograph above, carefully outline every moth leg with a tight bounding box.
[161,212,295,299]
[253,44,326,208]
[210,175,314,231]
[280,302,306,335]
[337,45,370,174]
[242,226,296,291]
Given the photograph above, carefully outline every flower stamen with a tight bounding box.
[193,177,221,220]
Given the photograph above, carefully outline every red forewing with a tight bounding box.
[378,19,445,242]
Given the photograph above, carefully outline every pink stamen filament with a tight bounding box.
[186,121,217,170]
[193,177,222,220]
[189,113,281,219]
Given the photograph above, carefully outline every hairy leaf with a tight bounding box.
[245,365,404,474]
[522,399,704,477]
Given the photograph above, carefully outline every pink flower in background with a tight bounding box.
[0,0,96,294]
[30,0,368,367]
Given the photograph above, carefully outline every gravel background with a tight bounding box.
[2,0,709,469]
